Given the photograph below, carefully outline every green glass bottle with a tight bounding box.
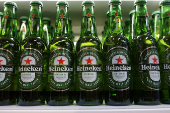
[68,18,74,42]
[125,19,130,41]
[51,26,54,40]
[18,16,29,43]
[76,0,103,106]
[149,19,153,37]
[0,2,19,105]
[129,10,135,43]
[103,0,132,106]
[17,1,46,106]
[0,12,3,36]
[47,1,74,106]
[102,20,108,44]
[158,0,170,104]
[42,17,52,46]
[152,11,160,41]
[132,0,160,105]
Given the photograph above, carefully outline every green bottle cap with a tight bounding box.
[30,1,43,7]
[4,2,17,8]
[129,10,135,15]
[0,12,3,16]
[151,11,160,16]
[125,19,130,25]
[56,1,69,7]
[20,16,29,20]
[82,0,95,6]
[134,0,147,4]
[160,0,170,5]
[109,0,121,5]
[43,17,51,22]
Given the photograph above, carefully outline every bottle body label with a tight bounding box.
[106,47,131,90]
[19,48,43,90]
[49,48,73,90]
[0,49,14,90]
[162,47,170,86]
[139,46,160,90]
[77,48,102,90]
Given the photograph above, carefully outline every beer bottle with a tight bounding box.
[18,16,29,43]
[152,11,160,41]
[158,0,170,104]
[132,0,160,105]
[0,12,3,35]
[103,0,132,106]
[149,19,153,37]
[0,2,18,105]
[76,0,103,105]
[125,19,130,41]
[102,20,108,44]
[17,1,46,106]
[46,1,74,106]
[68,18,74,42]
[51,26,54,40]
[42,17,51,46]
[129,10,135,43]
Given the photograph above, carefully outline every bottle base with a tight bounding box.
[76,99,102,106]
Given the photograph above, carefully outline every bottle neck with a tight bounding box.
[130,13,135,41]
[54,5,69,37]
[20,20,28,41]
[135,3,151,36]
[81,5,97,37]
[28,5,42,37]
[161,4,170,36]
[152,14,160,40]
[1,5,17,38]
[109,3,124,36]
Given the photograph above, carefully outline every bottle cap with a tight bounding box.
[56,1,69,7]
[82,0,95,6]
[160,0,170,5]
[4,2,17,8]
[20,16,29,20]
[129,10,135,15]
[30,1,43,7]
[151,11,160,16]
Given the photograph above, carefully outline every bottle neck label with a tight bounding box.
[19,48,43,91]
[20,22,27,40]
[139,46,160,90]
[0,48,14,90]
[77,48,102,91]
[106,47,131,90]
[49,48,73,91]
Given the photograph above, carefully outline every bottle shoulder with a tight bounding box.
[21,36,46,50]
[50,36,74,52]
[103,35,129,48]
[76,36,102,52]
[132,35,157,47]
[158,36,170,47]
[0,37,19,48]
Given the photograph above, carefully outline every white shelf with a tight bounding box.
[0,104,170,113]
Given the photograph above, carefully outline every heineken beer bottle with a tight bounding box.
[159,0,170,104]
[18,16,29,43]
[129,10,135,43]
[42,17,52,47]
[0,12,3,36]
[46,1,74,106]
[0,2,18,105]
[152,11,160,41]
[76,0,103,105]
[103,0,132,106]
[132,0,160,105]
[125,19,130,41]
[17,1,46,106]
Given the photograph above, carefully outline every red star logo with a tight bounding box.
[116,18,120,22]
[114,12,118,16]
[87,13,91,17]
[31,14,35,18]
[90,23,92,26]
[24,58,32,65]
[145,12,147,16]
[23,28,25,32]
[152,56,157,63]
[57,57,65,65]
[116,56,123,64]
[58,24,61,28]
[86,57,93,64]
[0,60,3,65]
[4,15,8,19]
[168,12,170,16]
[60,14,65,18]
